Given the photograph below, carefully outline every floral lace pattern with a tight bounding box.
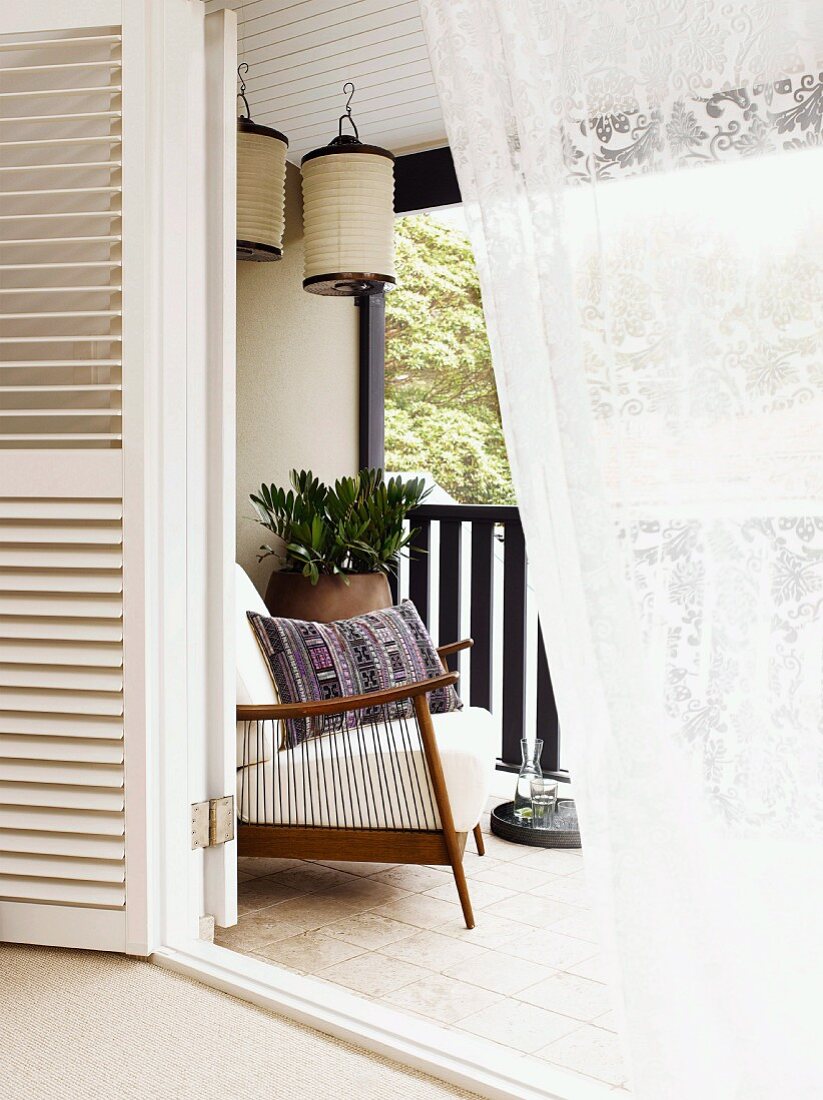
[420,2,823,1094]
[625,515,823,830]
[564,72,823,181]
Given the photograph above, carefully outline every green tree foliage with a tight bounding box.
[385,214,514,504]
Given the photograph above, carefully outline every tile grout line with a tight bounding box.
[225,831,625,1090]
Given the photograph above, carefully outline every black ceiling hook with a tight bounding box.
[237,62,251,120]
[337,80,360,142]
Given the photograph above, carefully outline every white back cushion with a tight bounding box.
[235,564,279,768]
[235,563,279,706]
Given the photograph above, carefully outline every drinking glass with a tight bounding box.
[530,778,558,830]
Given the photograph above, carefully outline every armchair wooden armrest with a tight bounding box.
[236,670,459,723]
[437,638,474,660]
[437,638,473,673]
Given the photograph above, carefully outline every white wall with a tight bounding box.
[235,161,359,590]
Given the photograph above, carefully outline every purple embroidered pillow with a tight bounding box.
[246,599,461,747]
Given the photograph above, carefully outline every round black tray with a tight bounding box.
[491,799,581,848]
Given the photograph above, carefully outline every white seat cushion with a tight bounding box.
[235,563,278,766]
[236,706,496,833]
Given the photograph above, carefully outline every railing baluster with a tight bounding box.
[409,503,561,775]
[501,517,527,767]
[470,520,494,710]
[408,518,431,626]
[438,520,462,672]
[537,622,559,772]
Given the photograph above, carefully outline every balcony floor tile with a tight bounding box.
[384,973,503,1025]
[224,815,630,1091]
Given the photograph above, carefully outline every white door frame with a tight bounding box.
[144,9,609,1100]
[133,0,238,955]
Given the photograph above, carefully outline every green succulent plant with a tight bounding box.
[250,468,430,585]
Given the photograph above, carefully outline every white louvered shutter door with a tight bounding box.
[0,4,131,951]
[0,0,237,953]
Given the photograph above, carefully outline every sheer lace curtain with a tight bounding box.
[419,2,823,1096]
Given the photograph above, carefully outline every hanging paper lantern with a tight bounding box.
[301,83,395,295]
[236,63,288,261]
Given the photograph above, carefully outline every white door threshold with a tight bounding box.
[153,940,614,1100]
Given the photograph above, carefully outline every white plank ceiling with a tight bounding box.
[203,0,447,163]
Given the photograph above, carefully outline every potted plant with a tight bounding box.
[250,468,430,622]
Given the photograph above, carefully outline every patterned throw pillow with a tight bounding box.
[246,600,461,748]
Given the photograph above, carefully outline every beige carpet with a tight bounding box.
[0,944,479,1099]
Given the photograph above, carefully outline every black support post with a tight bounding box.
[356,293,385,470]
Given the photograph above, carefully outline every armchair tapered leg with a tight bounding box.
[473,823,485,856]
[449,845,475,930]
[414,695,476,929]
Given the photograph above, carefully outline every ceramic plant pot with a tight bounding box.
[264,570,392,623]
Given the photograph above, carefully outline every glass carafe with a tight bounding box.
[514,738,543,822]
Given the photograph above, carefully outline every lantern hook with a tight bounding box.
[337,81,360,142]
[237,62,251,120]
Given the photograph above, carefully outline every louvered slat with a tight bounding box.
[0,239,121,250]
[0,499,121,518]
[0,618,122,642]
[0,86,121,99]
[1,570,122,593]
[0,639,123,665]
[0,410,123,419]
[0,665,123,692]
[1,60,121,74]
[0,522,121,541]
[0,213,120,223]
[0,876,124,907]
[1,386,122,396]
[0,545,122,567]
[0,689,123,715]
[0,829,123,860]
[0,288,121,292]
[0,783,123,812]
[0,34,121,52]
[0,163,122,174]
[0,358,122,367]
[0,593,122,617]
[0,111,120,122]
[1,759,123,787]
[0,805,123,836]
[0,434,122,442]
[0,136,121,148]
[0,734,123,762]
[0,712,122,738]
[0,853,124,883]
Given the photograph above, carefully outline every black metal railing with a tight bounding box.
[391,504,560,775]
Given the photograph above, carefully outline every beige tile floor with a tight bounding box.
[217,808,630,1093]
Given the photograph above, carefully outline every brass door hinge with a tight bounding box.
[191,795,235,850]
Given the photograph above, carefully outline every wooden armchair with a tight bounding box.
[235,566,496,929]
